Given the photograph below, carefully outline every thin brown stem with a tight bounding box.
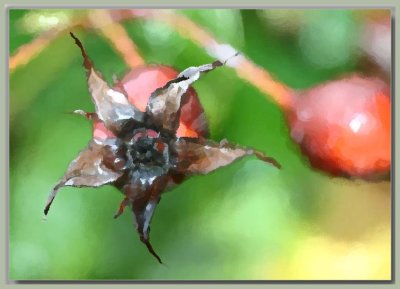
[9,10,144,72]
[9,18,87,71]
[88,10,144,68]
[128,9,296,111]
[9,29,58,71]
[10,9,296,112]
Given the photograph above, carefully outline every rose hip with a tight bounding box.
[288,75,390,178]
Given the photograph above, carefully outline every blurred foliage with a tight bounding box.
[9,9,390,280]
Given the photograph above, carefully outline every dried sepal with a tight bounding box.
[44,139,126,215]
[70,32,144,136]
[121,171,169,264]
[146,60,224,134]
[131,192,164,264]
[172,137,281,176]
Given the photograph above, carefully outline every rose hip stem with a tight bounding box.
[88,10,145,68]
[9,10,146,72]
[128,9,296,112]
[86,9,296,111]
[10,9,296,113]
[9,17,88,71]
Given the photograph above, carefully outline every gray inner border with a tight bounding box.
[1,1,398,288]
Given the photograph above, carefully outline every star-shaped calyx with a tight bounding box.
[44,32,281,264]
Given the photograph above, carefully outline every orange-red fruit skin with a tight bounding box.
[289,75,391,177]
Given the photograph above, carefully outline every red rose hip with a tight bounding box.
[288,75,391,178]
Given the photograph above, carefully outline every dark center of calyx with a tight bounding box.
[127,129,170,169]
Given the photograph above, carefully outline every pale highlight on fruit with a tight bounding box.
[289,75,390,178]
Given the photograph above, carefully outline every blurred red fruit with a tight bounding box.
[288,75,391,178]
[93,65,208,140]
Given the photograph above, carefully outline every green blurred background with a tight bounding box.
[9,9,391,280]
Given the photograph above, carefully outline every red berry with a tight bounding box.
[288,75,390,178]
[92,65,208,140]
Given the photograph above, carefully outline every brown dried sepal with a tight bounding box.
[172,137,281,176]
[146,61,223,134]
[70,32,144,137]
[44,139,126,215]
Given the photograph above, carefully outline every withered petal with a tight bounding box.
[172,137,281,176]
[44,139,126,216]
[120,172,168,264]
[132,197,163,264]
[70,33,144,136]
[145,60,224,134]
